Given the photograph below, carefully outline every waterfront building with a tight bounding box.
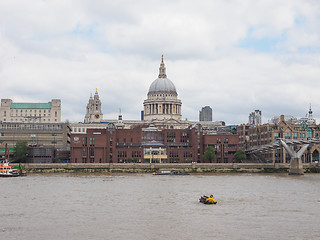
[0,122,71,162]
[84,89,103,123]
[199,106,212,122]
[70,123,239,164]
[248,110,261,125]
[203,131,239,163]
[28,146,56,163]
[0,99,61,123]
[238,115,320,163]
[143,56,182,121]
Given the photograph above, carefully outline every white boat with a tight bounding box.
[153,170,189,175]
[0,160,21,177]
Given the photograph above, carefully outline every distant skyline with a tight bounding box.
[1,0,320,124]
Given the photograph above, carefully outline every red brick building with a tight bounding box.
[203,133,239,163]
[70,124,239,163]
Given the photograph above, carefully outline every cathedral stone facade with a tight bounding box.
[143,56,182,121]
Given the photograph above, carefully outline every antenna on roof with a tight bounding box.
[118,108,122,121]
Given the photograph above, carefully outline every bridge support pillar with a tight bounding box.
[289,157,304,175]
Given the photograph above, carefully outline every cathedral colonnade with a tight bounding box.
[145,103,181,115]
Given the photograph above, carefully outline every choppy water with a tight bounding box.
[1,173,320,240]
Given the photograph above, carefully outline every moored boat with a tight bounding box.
[0,160,22,177]
[153,170,189,175]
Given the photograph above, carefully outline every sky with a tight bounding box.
[1,0,320,125]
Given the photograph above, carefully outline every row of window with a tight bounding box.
[3,118,58,122]
[74,158,103,163]
[116,138,134,143]
[4,110,58,117]
[216,138,229,143]
[10,109,51,113]
[0,124,63,130]
[73,128,86,133]
[274,132,308,138]
[81,137,95,146]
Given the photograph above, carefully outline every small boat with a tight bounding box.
[153,170,189,175]
[199,195,217,204]
[0,160,22,177]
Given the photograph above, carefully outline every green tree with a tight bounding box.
[13,140,29,163]
[234,149,247,162]
[203,146,216,163]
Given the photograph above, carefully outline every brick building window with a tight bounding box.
[132,151,141,158]
[82,148,87,156]
[90,137,95,146]
[181,132,189,143]
[89,148,94,156]
[183,151,193,163]
[169,151,179,163]
[183,151,192,158]
[117,151,127,163]
[167,132,176,143]
[82,137,87,146]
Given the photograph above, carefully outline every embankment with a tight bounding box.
[12,162,320,174]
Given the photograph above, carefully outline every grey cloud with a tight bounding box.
[1,0,320,125]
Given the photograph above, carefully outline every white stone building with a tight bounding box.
[143,56,182,121]
[0,99,61,123]
[84,89,103,123]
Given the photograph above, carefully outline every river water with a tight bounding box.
[1,173,320,240]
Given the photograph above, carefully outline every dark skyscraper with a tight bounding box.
[199,106,212,121]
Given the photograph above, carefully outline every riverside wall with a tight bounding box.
[12,162,320,174]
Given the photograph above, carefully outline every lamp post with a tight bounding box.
[52,133,57,162]
[52,133,57,148]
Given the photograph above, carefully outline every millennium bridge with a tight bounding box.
[246,138,320,175]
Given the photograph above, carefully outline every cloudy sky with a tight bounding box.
[1,0,320,125]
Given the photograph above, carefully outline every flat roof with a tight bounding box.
[10,103,52,109]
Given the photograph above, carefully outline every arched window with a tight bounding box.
[312,149,319,162]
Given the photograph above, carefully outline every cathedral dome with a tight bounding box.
[147,55,177,95]
[148,77,177,94]
[143,56,182,121]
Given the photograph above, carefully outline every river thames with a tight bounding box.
[1,173,319,240]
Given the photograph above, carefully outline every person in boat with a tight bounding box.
[206,195,217,204]
[200,194,217,204]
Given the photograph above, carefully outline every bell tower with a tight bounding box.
[84,89,103,123]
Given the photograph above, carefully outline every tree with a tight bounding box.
[203,146,216,163]
[234,149,247,162]
[13,140,29,163]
